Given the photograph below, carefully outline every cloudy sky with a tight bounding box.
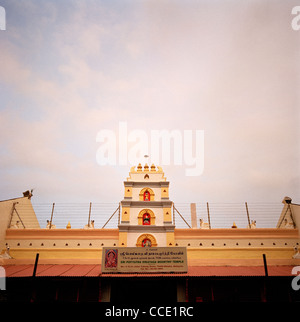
[0,0,299,207]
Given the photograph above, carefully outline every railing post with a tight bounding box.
[88,202,92,226]
[263,253,268,277]
[190,203,197,229]
[206,202,211,229]
[32,253,39,277]
[245,202,251,228]
[49,203,55,229]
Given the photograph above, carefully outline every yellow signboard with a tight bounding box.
[102,247,187,273]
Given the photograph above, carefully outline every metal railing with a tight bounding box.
[11,201,283,229]
[173,202,283,229]
[32,202,120,229]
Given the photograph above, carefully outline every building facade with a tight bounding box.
[1,164,300,302]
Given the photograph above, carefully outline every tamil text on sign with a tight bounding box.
[102,247,187,273]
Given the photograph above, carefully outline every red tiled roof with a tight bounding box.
[3,264,295,277]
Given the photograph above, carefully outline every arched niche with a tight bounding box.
[136,233,157,247]
[139,187,155,201]
[138,209,156,225]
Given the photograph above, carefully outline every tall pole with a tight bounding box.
[245,202,251,228]
[174,205,191,228]
[32,253,39,277]
[8,202,17,228]
[88,202,92,226]
[206,202,211,229]
[263,254,268,277]
[49,203,55,229]
[102,206,119,229]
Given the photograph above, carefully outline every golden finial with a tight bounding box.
[231,222,237,228]
[137,163,142,172]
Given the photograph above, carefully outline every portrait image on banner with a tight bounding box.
[104,248,118,270]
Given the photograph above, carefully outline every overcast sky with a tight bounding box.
[0,0,299,206]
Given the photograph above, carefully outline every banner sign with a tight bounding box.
[102,247,187,273]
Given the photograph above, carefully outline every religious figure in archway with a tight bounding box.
[143,213,151,225]
[142,238,152,247]
[144,191,150,201]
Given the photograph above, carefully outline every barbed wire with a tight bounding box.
[173,202,282,228]
[32,202,119,229]
[12,201,284,229]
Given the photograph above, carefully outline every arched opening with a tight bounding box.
[136,234,157,247]
[139,188,155,201]
[138,209,155,225]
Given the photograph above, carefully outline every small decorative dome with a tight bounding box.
[137,163,142,172]
[150,164,156,172]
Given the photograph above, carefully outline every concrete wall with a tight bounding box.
[291,203,300,231]
[4,228,119,260]
[0,197,40,249]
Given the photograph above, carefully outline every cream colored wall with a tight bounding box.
[276,203,300,230]
[4,228,119,259]
[292,204,300,230]
[174,228,300,260]
[0,201,13,248]
[175,238,299,248]
[186,247,296,260]
[4,227,300,261]
[6,238,118,249]
[0,197,40,249]
[8,248,104,260]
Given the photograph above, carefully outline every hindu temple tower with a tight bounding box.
[118,163,175,247]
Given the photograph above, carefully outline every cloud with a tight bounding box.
[0,0,299,205]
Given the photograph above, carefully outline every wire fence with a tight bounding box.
[32,202,120,229]
[173,202,283,229]
[20,201,285,229]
